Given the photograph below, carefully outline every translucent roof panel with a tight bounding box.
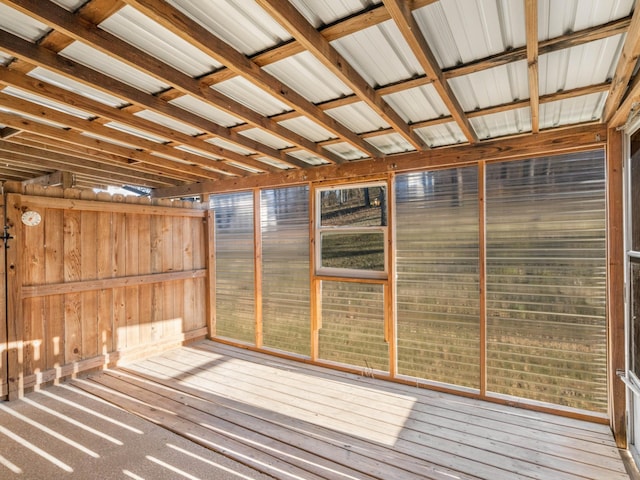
[414,122,466,148]
[256,156,292,170]
[170,94,243,128]
[166,0,292,56]
[99,5,223,78]
[213,76,291,117]
[287,0,380,28]
[414,0,526,68]
[28,67,129,108]
[539,35,625,95]
[323,142,367,161]
[59,41,170,95]
[449,60,529,111]
[383,84,450,123]
[278,116,335,143]
[2,86,94,120]
[240,128,293,150]
[0,3,51,42]
[540,93,606,129]
[539,0,634,39]
[326,102,389,134]
[470,107,532,140]
[205,137,254,156]
[263,51,353,104]
[286,150,329,166]
[365,133,414,155]
[133,110,204,136]
[332,19,423,87]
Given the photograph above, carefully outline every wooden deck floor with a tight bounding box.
[61,340,630,480]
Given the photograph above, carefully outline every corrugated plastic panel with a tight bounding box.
[134,109,203,136]
[470,107,532,140]
[286,150,329,166]
[99,6,222,78]
[540,92,606,128]
[539,36,624,95]
[323,142,367,161]
[278,116,334,143]
[170,95,243,128]
[240,128,293,150]
[326,102,389,134]
[539,0,634,39]
[365,133,414,155]
[2,86,94,120]
[263,51,352,104]
[0,3,50,42]
[414,0,525,68]
[449,61,529,111]
[414,122,466,148]
[288,0,379,28]
[205,137,254,155]
[166,0,291,56]
[60,41,170,94]
[213,76,291,117]
[104,121,168,143]
[28,67,128,108]
[332,19,423,87]
[51,0,87,11]
[383,84,450,123]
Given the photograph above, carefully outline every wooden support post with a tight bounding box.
[204,209,216,339]
[6,194,23,399]
[254,190,263,348]
[607,128,626,448]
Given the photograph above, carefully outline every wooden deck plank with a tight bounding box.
[129,347,626,480]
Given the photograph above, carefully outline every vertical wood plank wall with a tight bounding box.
[4,188,210,400]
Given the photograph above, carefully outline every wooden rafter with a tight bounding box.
[525,0,540,133]
[122,0,380,158]
[255,0,426,151]
[381,0,477,143]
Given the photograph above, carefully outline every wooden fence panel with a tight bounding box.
[5,192,210,398]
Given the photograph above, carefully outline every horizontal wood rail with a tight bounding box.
[22,269,207,298]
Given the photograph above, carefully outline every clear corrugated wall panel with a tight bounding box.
[261,186,311,356]
[211,192,255,344]
[319,281,388,372]
[486,152,607,412]
[395,168,480,388]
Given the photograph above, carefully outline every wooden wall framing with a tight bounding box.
[3,186,211,400]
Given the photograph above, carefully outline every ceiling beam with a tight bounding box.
[525,0,540,133]
[123,0,380,158]
[256,0,426,151]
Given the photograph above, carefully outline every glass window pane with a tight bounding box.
[320,231,385,271]
[486,151,607,412]
[395,167,480,388]
[631,263,640,378]
[319,281,387,372]
[211,192,255,344]
[320,185,387,226]
[261,186,310,356]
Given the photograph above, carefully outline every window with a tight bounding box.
[316,182,388,279]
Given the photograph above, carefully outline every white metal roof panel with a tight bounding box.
[60,41,170,95]
[134,109,204,136]
[205,137,254,156]
[383,84,450,123]
[470,107,532,140]
[323,142,367,161]
[104,121,169,144]
[365,132,414,155]
[240,128,293,150]
[28,67,128,108]
[81,131,139,149]
[166,0,292,56]
[0,3,50,42]
[51,0,86,11]
[0,52,12,66]
[286,150,329,166]
[169,95,243,128]
[213,76,291,117]
[263,51,353,104]
[255,156,291,169]
[175,145,222,161]
[539,0,634,39]
[540,92,606,129]
[226,161,262,174]
[414,122,466,148]
[2,85,94,120]
[0,107,67,129]
[99,6,222,78]
[287,0,380,28]
[539,36,624,95]
[449,61,529,112]
[278,116,335,143]
[414,0,525,68]
[326,102,389,134]
[332,19,423,87]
